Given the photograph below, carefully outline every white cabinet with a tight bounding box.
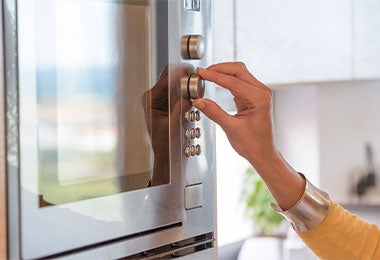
[213,0,235,63]
[353,0,380,79]
[226,0,380,84]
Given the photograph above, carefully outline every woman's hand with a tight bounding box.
[193,62,276,167]
[193,62,305,210]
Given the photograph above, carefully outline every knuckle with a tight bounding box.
[236,61,247,70]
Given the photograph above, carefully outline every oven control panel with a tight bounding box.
[178,3,214,243]
[180,32,206,159]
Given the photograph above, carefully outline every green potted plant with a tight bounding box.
[240,166,286,236]
[238,167,287,260]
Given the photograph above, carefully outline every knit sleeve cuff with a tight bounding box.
[271,173,330,232]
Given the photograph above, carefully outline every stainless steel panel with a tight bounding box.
[0,1,8,258]
[3,0,21,258]
[179,0,216,241]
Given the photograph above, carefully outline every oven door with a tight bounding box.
[14,0,183,258]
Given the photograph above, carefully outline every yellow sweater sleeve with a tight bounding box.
[297,201,380,259]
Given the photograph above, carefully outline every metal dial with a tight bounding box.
[181,35,205,60]
[188,74,205,99]
[181,74,205,99]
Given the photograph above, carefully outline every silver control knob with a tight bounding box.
[181,74,205,99]
[188,74,205,99]
[181,35,205,60]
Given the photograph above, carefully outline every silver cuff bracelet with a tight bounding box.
[271,174,330,232]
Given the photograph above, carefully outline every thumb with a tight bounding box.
[193,98,232,128]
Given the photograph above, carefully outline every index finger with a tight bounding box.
[197,67,257,99]
[206,62,270,92]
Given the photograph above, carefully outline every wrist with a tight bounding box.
[271,174,330,232]
[249,150,306,210]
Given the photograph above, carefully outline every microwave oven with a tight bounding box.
[0,0,216,258]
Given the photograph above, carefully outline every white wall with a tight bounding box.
[318,80,380,204]
[216,124,253,246]
[274,87,319,185]
[273,80,380,228]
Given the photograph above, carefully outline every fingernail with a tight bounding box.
[197,67,206,73]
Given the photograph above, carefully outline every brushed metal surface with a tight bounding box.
[3,0,20,259]
[0,1,8,258]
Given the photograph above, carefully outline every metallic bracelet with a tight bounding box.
[271,174,330,232]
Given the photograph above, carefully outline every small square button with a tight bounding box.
[185,184,203,210]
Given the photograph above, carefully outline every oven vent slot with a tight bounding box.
[122,232,215,259]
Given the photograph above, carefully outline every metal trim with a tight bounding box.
[0,1,8,258]
[3,0,21,259]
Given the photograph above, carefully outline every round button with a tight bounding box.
[190,129,196,139]
[190,146,196,156]
[195,110,201,121]
[181,35,205,60]
[195,128,201,139]
[184,146,191,157]
[184,111,191,122]
[185,129,191,140]
[188,74,205,99]
[195,145,201,156]
[190,111,196,121]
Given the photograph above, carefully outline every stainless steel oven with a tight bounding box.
[1,0,216,258]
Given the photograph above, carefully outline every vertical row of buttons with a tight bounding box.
[184,109,202,157]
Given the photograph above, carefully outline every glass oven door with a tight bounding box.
[17,0,182,258]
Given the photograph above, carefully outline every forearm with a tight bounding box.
[249,150,305,211]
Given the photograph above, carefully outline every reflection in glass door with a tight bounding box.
[34,0,169,206]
